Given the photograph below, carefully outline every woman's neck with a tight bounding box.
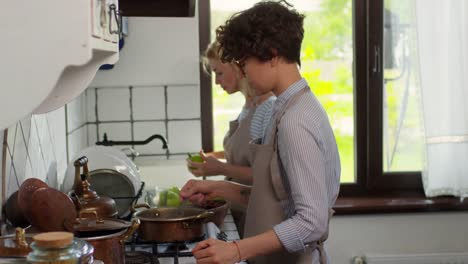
[254,92,274,106]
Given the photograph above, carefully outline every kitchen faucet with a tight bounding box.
[96,133,168,149]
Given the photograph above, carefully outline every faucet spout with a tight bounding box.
[96,133,168,149]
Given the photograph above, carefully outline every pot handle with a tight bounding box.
[78,210,104,223]
[194,211,214,220]
[130,203,151,213]
[182,211,214,229]
[119,218,140,245]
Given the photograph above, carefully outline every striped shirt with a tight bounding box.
[250,95,276,140]
[238,106,250,122]
[264,78,341,263]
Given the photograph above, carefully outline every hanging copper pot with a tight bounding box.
[71,156,118,219]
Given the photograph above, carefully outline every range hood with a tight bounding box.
[0,0,120,129]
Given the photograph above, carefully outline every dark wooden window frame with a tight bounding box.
[198,0,468,214]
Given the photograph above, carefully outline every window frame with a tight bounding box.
[198,0,468,214]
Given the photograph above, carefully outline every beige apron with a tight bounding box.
[223,106,255,237]
[245,88,333,264]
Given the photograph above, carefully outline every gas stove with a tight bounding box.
[125,222,224,264]
[125,216,245,264]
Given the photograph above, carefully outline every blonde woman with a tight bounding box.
[187,41,275,236]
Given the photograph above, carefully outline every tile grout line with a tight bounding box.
[164,85,170,160]
[129,86,135,161]
[19,121,33,184]
[32,117,49,184]
[1,129,8,201]
[95,88,100,143]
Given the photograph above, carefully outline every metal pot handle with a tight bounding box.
[78,210,104,224]
[182,211,215,229]
[119,218,140,245]
[130,203,150,213]
[194,211,214,221]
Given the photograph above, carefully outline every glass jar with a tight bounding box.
[27,232,81,264]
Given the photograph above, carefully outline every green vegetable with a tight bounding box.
[187,153,203,170]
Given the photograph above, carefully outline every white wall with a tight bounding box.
[66,16,202,163]
[328,212,468,263]
[91,17,200,86]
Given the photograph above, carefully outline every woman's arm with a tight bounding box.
[187,152,253,185]
[180,179,251,207]
[192,230,284,263]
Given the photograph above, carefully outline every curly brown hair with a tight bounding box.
[216,1,305,66]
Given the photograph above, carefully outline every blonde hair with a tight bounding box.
[201,41,255,99]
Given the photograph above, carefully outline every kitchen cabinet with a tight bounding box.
[0,0,121,129]
[119,0,196,17]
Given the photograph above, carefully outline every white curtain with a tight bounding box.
[415,0,468,197]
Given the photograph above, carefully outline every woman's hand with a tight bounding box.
[192,238,240,264]
[180,179,223,205]
[187,150,225,177]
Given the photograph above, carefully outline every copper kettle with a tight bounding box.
[70,156,118,219]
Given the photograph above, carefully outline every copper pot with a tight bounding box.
[133,205,213,242]
[197,200,230,227]
[79,219,140,264]
[71,156,118,218]
[0,228,32,258]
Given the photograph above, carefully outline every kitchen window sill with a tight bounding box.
[333,195,468,215]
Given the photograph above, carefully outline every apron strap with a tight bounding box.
[269,87,309,201]
[307,208,335,264]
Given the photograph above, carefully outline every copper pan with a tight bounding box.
[132,204,213,242]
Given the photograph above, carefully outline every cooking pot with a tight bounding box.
[62,146,141,217]
[132,204,213,242]
[78,218,140,264]
[69,156,118,219]
[0,228,33,258]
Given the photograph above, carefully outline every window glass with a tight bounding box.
[383,0,424,172]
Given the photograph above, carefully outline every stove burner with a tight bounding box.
[125,251,160,264]
[164,242,188,253]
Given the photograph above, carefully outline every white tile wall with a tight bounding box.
[9,122,31,195]
[86,88,97,122]
[167,120,202,154]
[133,86,166,120]
[167,85,200,119]
[97,88,131,121]
[57,14,203,170]
[67,93,87,132]
[67,126,89,163]
[2,107,68,202]
[133,121,167,155]
[87,124,97,146]
[98,122,132,150]
[27,117,48,182]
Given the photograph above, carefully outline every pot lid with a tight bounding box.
[29,188,77,232]
[18,178,48,222]
[72,212,131,233]
[134,207,213,222]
